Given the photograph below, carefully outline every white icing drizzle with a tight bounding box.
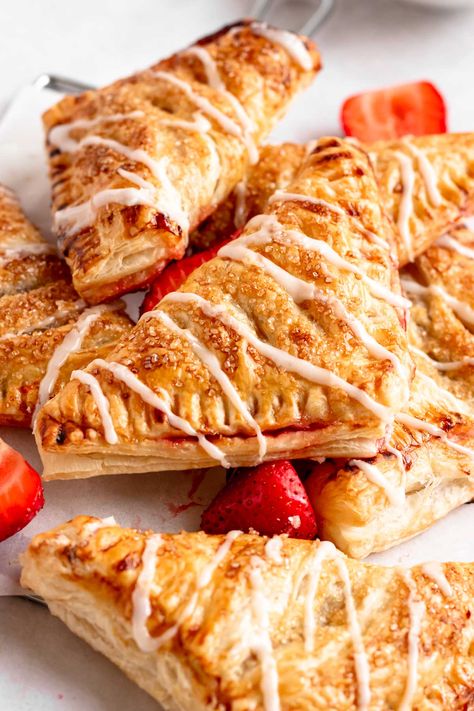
[0,243,56,266]
[349,459,405,507]
[264,536,283,565]
[218,240,404,374]
[395,151,416,263]
[401,278,474,326]
[250,22,314,71]
[417,371,469,411]
[249,556,281,711]
[409,344,474,371]
[154,70,257,163]
[159,112,211,133]
[131,534,164,652]
[421,562,452,597]
[246,214,410,310]
[162,291,394,422]
[334,556,371,711]
[303,540,336,653]
[399,570,425,711]
[132,530,240,653]
[383,421,406,469]
[183,46,258,164]
[32,304,117,425]
[146,309,266,460]
[0,299,87,342]
[396,412,474,459]
[233,179,249,228]
[70,369,118,444]
[82,515,117,536]
[89,358,229,467]
[48,111,145,153]
[402,139,442,207]
[435,232,474,260]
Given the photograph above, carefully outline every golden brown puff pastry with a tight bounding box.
[309,226,474,558]
[0,184,68,295]
[21,516,474,710]
[0,187,133,427]
[189,134,474,267]
[189,142,309,251]
[369,133,474,266]
[35,138,413,480]
[43,21,321,305]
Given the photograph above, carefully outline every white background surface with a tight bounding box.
[1,0,474,708]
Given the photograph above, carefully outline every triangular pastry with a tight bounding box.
[309,221,474,558]
[36,138,412,479]
[44,21,321,304]
[0,185,132,427]
[21,516,474,710]
[189,134,474,268]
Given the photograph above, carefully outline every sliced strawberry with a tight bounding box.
[141,232,240,314]
[201,460,318,539]
[341,81,447,143]
[0,439,44,542]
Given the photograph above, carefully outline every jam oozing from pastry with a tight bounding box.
[154,70,258,163]
[85,358,230,466]
[182,45,258,164]
[32,304,120,426]
[248,556,281,711]
[70,369,118,444]
[348,459,405,507]
[399,571,425,711]
[131,530,241,653]
[420,562,453,597]
[162,291,394,422]
[148,310,267,459]
[250,23,314,72]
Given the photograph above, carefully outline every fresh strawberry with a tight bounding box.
[0,439,44,542]
[341,81,447,143]
[201,460,318,539]
[141,232,240,314]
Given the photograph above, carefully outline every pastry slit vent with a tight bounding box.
[398,570,425,711]
[70,370,118,444]
[85,358,230,467]
[349,459,405,507]
[267,191,390,250]
[153,70,257,163]
[249,22,314,71]
[161,291,394,422]
[395,412,474,459]
[409,344,474,371]
[401,278,474,326]
[302,541,371,711]
[435,232,474,260]
[182,46,258,164]
[244,214,410,309]
[249,556,281,711]
[143,310,266,460]
[402,138,442,207]
[395,151,416,262]
[218,241,405,375]
[32,304,119,427]
[131,531,241,653]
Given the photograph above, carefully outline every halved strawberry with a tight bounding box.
[141,232,240,314]
[341,81,447,143]
[0,439,44,542]
[201,460,318,539]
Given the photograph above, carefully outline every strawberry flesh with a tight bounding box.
[0,439,44,542]
[201,460,318,539]
[341,81,447,143]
